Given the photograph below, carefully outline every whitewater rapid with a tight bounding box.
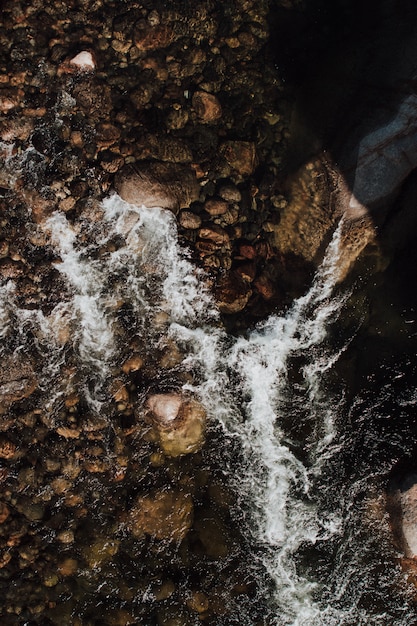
[1,194,414,625]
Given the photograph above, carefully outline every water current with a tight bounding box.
[1,193,417,624]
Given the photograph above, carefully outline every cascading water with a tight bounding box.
[1,192,416,625]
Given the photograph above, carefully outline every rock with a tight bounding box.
[0,87,24,113]
[121,354,143,374]
[115,162,200,213]
[271,155,337,264]
[254,273,275,300]
[198,224,230,246]
[186,591,209,614]
[204,198,228,216]
[84,537,120,569]
[128,489,193,541]
[178,210,202,230]
[220,141,258,176]
[215,271,252,314]
[57,558,78,577]
[69,51,95,71]
[141,135,193,164]
[192,91,222,123]
[218,183,241,203]
[0,355,38,414]
[133,20,177,51]
[0,503,10,524]
[346,94,417,215]
[146,393,206,457]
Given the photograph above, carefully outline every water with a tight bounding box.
[1,194,416,624]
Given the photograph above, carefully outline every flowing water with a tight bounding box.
[1,192,417,624]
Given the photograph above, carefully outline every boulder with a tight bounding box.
[114,162,200,213]
[146,393,206,457]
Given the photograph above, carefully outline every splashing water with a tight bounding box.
[1,194,415,624]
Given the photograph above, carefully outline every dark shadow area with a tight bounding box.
[269,0,417,225]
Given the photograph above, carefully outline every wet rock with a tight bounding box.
[140,135,193,164]
[178,209,202,230]
[271,155,337,264]
[69,51,95,71]
[57,557,78,577]
[0,87,24,113]
[218,183,241,203]
[204,198,228,216]
[0,502,10,524]
[115,162,200,212]
[0,355,38,415]
[215,271,252,314]
[199,224,230,246]
[186,591,209,614]
[84,537,120,569]
[121,354,143,374]
[153,579,176,601]
[192,91,222,123]
[220,141,258,176]
[128,489,193,541]
[254,273,275,300]
[146,393,206,457]
[133,20,177,52]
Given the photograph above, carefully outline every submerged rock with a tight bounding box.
[0,356,37,415]
[114,162,200,212]
[128,489,193,541]
[146,393,206,457]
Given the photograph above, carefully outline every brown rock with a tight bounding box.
[220,141,258,176]
[204,198,228,216]
[178,210,202,230]
[254,273,275,300]
[215,271,252,314]
[271,156,336,264]
[96,123,121,149]
[0,435,17,459]
[128,489,193,541]
[192,91,222,123]
[238,243,256,259]
[115,162,200,213]
[235,262,256,282]
[133,20,177,51]
[121,354,143,374]
[199,224,230,246]
[0,356,37,414]
[56,426,82,439]
[218,183,241,203]
[0,503,10,524]
[141,135,193,164]
[57,557,78,577]
[146,393,206,457]
[0,88,24,113]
